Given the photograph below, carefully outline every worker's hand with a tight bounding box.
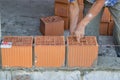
[74,24,85,42]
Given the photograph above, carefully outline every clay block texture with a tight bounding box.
[100,8,114,36]
[1,36,33,68]
[67,36,98,67]
[101,8,111,22]
[35,36,65,67]
[100,22,109,35]
[40,16,64,36]
[62,17,69,29]
[55,3,69,17]
[100,21,114,36]
[54,2,70,30]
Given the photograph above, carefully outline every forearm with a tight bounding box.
[70,0,79,34]
[77,0,105,29]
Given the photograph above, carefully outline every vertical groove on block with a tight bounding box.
[108,21,114,36]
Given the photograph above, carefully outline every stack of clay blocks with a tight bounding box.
[55,0,84,30]
[40,16,64,36]
[100,7,114,36]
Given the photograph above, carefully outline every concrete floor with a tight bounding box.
[1,0,54,36]
[0,0,120,67]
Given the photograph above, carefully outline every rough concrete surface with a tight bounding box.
[1,70,120,80]
[83,71,120,80]
[0,71,81,80]
[0,71,11,80]
[97,56,120,68]
[99,36,117,57]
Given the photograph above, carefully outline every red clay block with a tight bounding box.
[55,3,69,17]
[62,17,69,30]
[101,8,111,22]
[35,36,65,67]
[1,36,33,68]
[40,16,64,36]
[100,22,109,35]
[108,20,114,36]
[67,36,98,67]
[110,15,114,21]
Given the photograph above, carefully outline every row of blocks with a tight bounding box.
[1,36,98,68]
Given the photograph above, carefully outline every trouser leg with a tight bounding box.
[109,1,120,56]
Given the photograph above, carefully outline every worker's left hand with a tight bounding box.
[74,24,85,42]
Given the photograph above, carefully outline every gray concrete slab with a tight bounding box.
[98,56,120,68]
[83,71,120,80]
[0,70,81,80]
[99,36,117,57]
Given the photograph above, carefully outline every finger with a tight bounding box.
[75,32,79,42]
[77,33,80,43]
